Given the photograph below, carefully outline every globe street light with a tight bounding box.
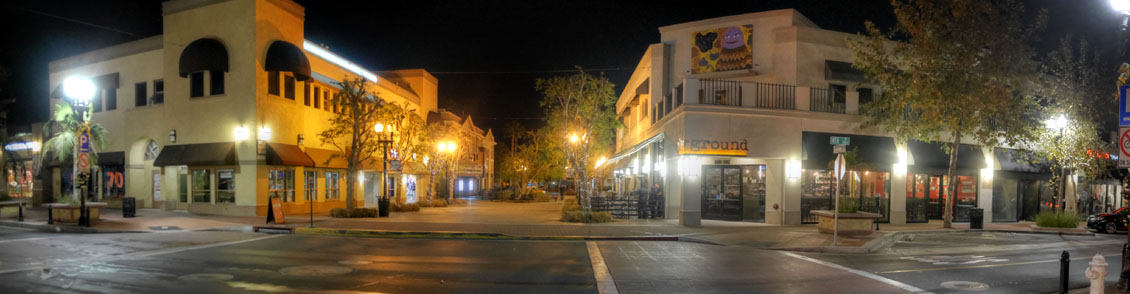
[63,76,95,227]
[374,122,395,216]
[1115,0,1130,30]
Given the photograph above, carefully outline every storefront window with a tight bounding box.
[216,169,235,203]
[906,173,977,222]
[305,171,317,201]
[993,178,1019,222]
[801,169,835,223]
[191,169,211,203]
[325,172,340,199]
[803,169,890,223]
[101,166,126,199]
[405,175,417,203]
[269,169,295,202]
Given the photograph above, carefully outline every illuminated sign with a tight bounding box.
[677,139,748,156]
[4,141,40,152]
[303,40,379,83]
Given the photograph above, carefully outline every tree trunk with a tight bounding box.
[345,165,357,210]
[428,172,436,202]
[944,130,962,229]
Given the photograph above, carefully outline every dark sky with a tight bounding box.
[0,0,1126,135]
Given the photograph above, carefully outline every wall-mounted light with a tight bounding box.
[169,130,177,143]
[678,156,700,177]
[894,147,908,175]
[234,126,250,141]
[786,159,801,181]
[297,134,305,146]
[258,126,272,141]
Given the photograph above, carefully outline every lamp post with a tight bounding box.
[63,77,95,227]
[374,123,395,216]
[1045,115,1068,213]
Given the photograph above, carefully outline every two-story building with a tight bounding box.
[426,109,496,198]
[606,9,1108,226]
[42,0,491,216]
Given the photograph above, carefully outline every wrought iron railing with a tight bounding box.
[810,87,846,114]
[698,79,742,106]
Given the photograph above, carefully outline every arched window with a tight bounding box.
[179,38,229,97]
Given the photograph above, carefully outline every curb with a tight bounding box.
[0,220,148,234]
[292,227,711,243]
[770,228,1096,254]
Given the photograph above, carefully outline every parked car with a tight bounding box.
[1087,207,1128,234]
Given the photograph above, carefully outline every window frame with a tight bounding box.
[305,170,317,201]
[152,79,164,104]
[216,169,236,203]
[191,169,212,203]
[135,82,147,107]
[284,75,296,100]
[269,169,296,202]
[267,71,280,96]
[325,171,340,200]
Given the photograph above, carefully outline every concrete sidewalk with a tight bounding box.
[0,199,1098,252]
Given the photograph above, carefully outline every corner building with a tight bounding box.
[609,9,1105,226]
[43,0,490,216]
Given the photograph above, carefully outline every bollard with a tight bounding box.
[1121,244,1130,291]
[17,203,23,222]
[47,207,53,225]
[1085,253,1108,294]
[1062,251,1070,294]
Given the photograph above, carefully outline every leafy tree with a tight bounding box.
[848,0,1046,228]
[318,78,383,211]
[419,121,464,202]
[1032,37,1115,211]
[537,69,621,215]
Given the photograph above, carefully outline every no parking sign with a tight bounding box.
[1120,127,1130,168]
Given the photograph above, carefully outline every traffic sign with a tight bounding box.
[77,153,90,170]
[830,136,850,146]
[1120,127,1130,168]
[834,153,846,180]
[78,132,90,153]
[833,145,846,154]
[1121,86,1130,126]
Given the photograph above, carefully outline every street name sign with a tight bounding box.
[830,136,850,145]
[833,145,846,154]
[1120,127,1130,168]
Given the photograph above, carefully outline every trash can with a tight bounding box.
[378,198,390,217]
[123,197,136,218]
[970,208,983,229]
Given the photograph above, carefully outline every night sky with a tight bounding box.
[0,0,1126,136]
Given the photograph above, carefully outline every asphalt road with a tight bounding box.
[0,227,912,294]
[801,232,1129,293]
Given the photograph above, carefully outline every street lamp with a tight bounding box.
[1045,114,1069,214]
[436,141,457,200]
[63,76,95,227]
[1114,0,1130,30]
[375,122,395,216]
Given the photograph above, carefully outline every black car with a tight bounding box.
[1087,207,1128,234]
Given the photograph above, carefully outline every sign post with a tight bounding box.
[833,153,845,246]
[1119,86,1130,126]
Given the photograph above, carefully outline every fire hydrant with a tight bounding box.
[1085,253,1108,294]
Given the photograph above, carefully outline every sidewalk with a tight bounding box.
[0,199,1097,252]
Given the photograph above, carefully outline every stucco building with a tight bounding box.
[607,9,1117,226]
[42,0,491,216]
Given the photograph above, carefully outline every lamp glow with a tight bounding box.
[678,156,701,177]
[570,133,579,144]
[258,126,271,140]
[1045,114,1068,130]
[374,123,384,133]
[1113,0,1130,13]
[786,159,801,180]
[63,77,96,102]
[234,126,250,141]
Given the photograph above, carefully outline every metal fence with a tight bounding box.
[698,79,743,106]
[749,82,795,109]
[591,196,665,219]
[810,87,846,114]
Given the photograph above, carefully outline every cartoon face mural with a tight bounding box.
[691,25,753,74]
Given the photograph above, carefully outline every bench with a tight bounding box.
[0,199,30,221]
[45,202,108,224]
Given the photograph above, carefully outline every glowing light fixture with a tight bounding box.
[1113,0,1130,13]
[234,126,250,141]
[678,156,700,177]
[4,142,40,152]
[63,77,96,102]
[303,40,379,82]
[786,159,801,180]
[258,126,272,141]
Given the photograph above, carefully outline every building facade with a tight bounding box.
[43,0,490,216]
[426,109,496,198]
[608,9,1111,226]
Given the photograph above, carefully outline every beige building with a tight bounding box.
[42,0,490,216]
[426,109,496,198]
[608,9,1099,226]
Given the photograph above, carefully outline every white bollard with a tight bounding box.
[1084,253,1108,294]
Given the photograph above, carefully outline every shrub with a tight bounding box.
[330,208,348,218]
[561,210,614,223]
[590,212,613,223]
[837,196,860,213]
[532,191,551,202]
[432,199,448,207]
[562,198,581,213]
[400,203,420,212]
[497,190,514,201]
[349,208,378,218]
[1035,212,1080,228]
[562,211,585,222]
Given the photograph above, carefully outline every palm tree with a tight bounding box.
[40,102,108,203]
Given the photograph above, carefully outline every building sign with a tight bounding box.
[457,164,484,175]
[1119,127,1130,168]
[691,25,753,74]
[677,139,748,156]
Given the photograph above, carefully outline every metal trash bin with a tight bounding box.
[970,208,984,229]
[378,198,390,217]
[123,197,136,218]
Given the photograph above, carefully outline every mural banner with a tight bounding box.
[691,25,753,74]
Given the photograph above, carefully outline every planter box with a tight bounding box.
[811,210,882,236]
[46,203,107,223]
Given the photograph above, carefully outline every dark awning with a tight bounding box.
[153,142,237,166]
[994,148,1050,173]
[801,132,897,171]
[825,60,866,83]
[179,38,229,77]
[304,147,348,169]
[636,78,649,95]
[98,151,125,166]
[908,141,985,174]
[265,40,311,81]
[266,143,314,167]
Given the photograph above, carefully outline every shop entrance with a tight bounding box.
[907,174,978,223]
[701,165,765,222]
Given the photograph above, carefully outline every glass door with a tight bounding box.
[702,166,724,220]
[906,174,928,223]
[741,166,765,222]
[720,167,743,221]
[927,176,943,219]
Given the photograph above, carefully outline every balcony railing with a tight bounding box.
[698,79,796,110]
[809,87,846,114]
[698,79,742,106]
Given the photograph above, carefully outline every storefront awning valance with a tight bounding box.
[179,38,229,77]
[98,151,125,166]
[153,142,237,166]
[607,133,664,166]
[994,148,1050,174]
[825,60,866,83]
[266,143,314,167]
[304,147,348,169]
[908,141,985,174]
[801,132,897,171]
[264,40,311,81]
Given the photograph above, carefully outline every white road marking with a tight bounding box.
[782,251,934,294]
[0,234,284,275]
[586,241,619,294]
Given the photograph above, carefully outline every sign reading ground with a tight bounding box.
[677,139,748,156]
[1120,127,1130,168]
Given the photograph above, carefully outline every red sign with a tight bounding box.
[1120,127,1130,168]
[267,198,286,224]
[77,153,90,170]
